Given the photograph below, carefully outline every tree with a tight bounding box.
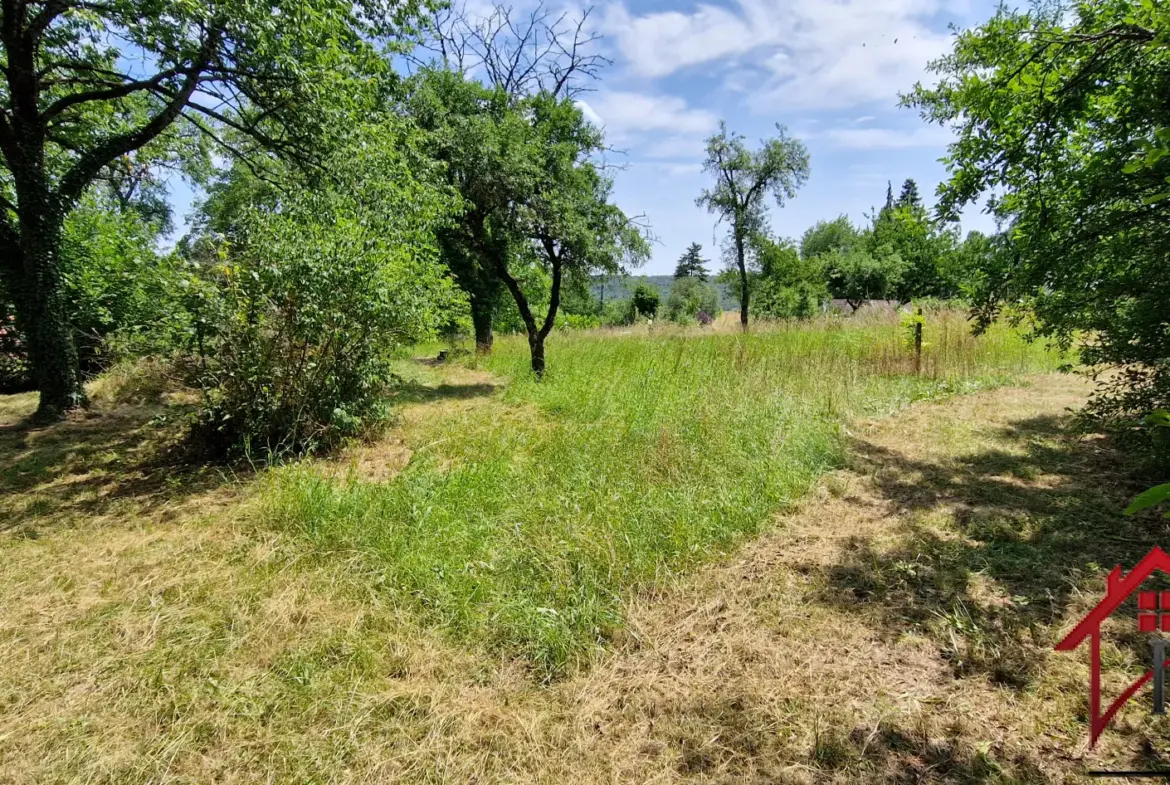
[665,277,720,324]
[631,283,659,318]
[869,199,951,302]
[414,1,607,354]
[905,0,1170,436]
[0,0,412,419]
[896,178,922,210]
[410,70,646,376]
[800,215,863,261]
[750,234,827,319]
[673,243,709,280]
[697,122,809,329]
[824,244,906,310]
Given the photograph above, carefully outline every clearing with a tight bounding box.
[2,332,1168,782]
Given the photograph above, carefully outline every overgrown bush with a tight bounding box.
[601,297,636,327]
[665,277,721,324]
[183,191,462,458]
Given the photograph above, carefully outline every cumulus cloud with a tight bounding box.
[602,0,956,111]
[583,91,718,135]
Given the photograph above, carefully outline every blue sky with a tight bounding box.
[165,0,1002,275]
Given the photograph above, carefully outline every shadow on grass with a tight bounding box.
[0,398,237,535]
[821,411,1170,688]
[390,381,500,405]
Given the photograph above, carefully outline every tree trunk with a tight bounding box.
[735,232,749,330]
[528,330,546,377]
[470,293,494,355]
[18,202,84,419]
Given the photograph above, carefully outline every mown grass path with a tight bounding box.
[5,369,1169,782]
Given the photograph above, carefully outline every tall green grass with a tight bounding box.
[260,313,1061,676]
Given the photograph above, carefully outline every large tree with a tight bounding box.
[0,0,412,418]
[413,1,607,354]
[410,69,646,376]
[697,121,809,329]
[906,0,1170,430]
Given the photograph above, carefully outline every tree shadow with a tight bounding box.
[0,398,239,536]
[819,410,1170,689]
[390,381,500,405]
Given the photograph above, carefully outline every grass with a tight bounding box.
[9,314,1170,781]
[260,311,1061,676]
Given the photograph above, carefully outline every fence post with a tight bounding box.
[914,307,923,375]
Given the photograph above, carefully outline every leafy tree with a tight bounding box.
[697,121,809,329]
[824,244,906,310]
[869,199,952,302]
[673,243,710,280]
[800,215,863,261]
[665,277,721,325]
[0,0,413,419]
[409,70,647,376]
[413,2,606,354]
[905,0,1170,438]
[750,234,827,319]
[631,283,659,318]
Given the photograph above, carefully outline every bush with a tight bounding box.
[631,283,659,318]
[665,277,721,324]
[61,194,185,372]
[601,297,636,327]
[183,193,462,458]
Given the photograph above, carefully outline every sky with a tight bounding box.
[164,0,1004,275]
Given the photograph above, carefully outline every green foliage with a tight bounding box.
[406,69,648,373]
[184,136,462,458]
[601,298,636,327]
[800,215,863,261]
[0,0,419,415]
[750,235,828,319]
[822,244,907,308]
[697,121,810,325]
[673,243,710,280]
[631,283,660,318]
[61,193,185,369]
[906,0,1170,440]
[665,277,721,324]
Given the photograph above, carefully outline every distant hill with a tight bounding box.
[591,275,739,312]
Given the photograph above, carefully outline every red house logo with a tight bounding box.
[1055,546,1170,746]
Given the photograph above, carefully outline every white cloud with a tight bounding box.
[854,115,876,124]
[584,91,718,135]
[821,125,953,149]
[602,0,958,111]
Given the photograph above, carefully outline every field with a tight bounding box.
[4,312,1169,782]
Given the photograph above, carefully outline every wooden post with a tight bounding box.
[914,307,923,375]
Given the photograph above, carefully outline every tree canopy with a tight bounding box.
[906,0,1170,431]
[697,121,809,329]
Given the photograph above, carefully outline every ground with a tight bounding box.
[2,366,1169,782]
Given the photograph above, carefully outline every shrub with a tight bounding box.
[601,297,636,327]
[631,283,660,318]
[665,277,721,324]
[184,193,462,458]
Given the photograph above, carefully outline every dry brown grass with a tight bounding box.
[7,369,1170,782]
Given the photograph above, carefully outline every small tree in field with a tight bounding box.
[697,122,809,329]
[631,283,659,318]
[0,0,411,419]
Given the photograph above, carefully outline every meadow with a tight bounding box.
[25,312,1170,782]
[260,311,1060,676]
